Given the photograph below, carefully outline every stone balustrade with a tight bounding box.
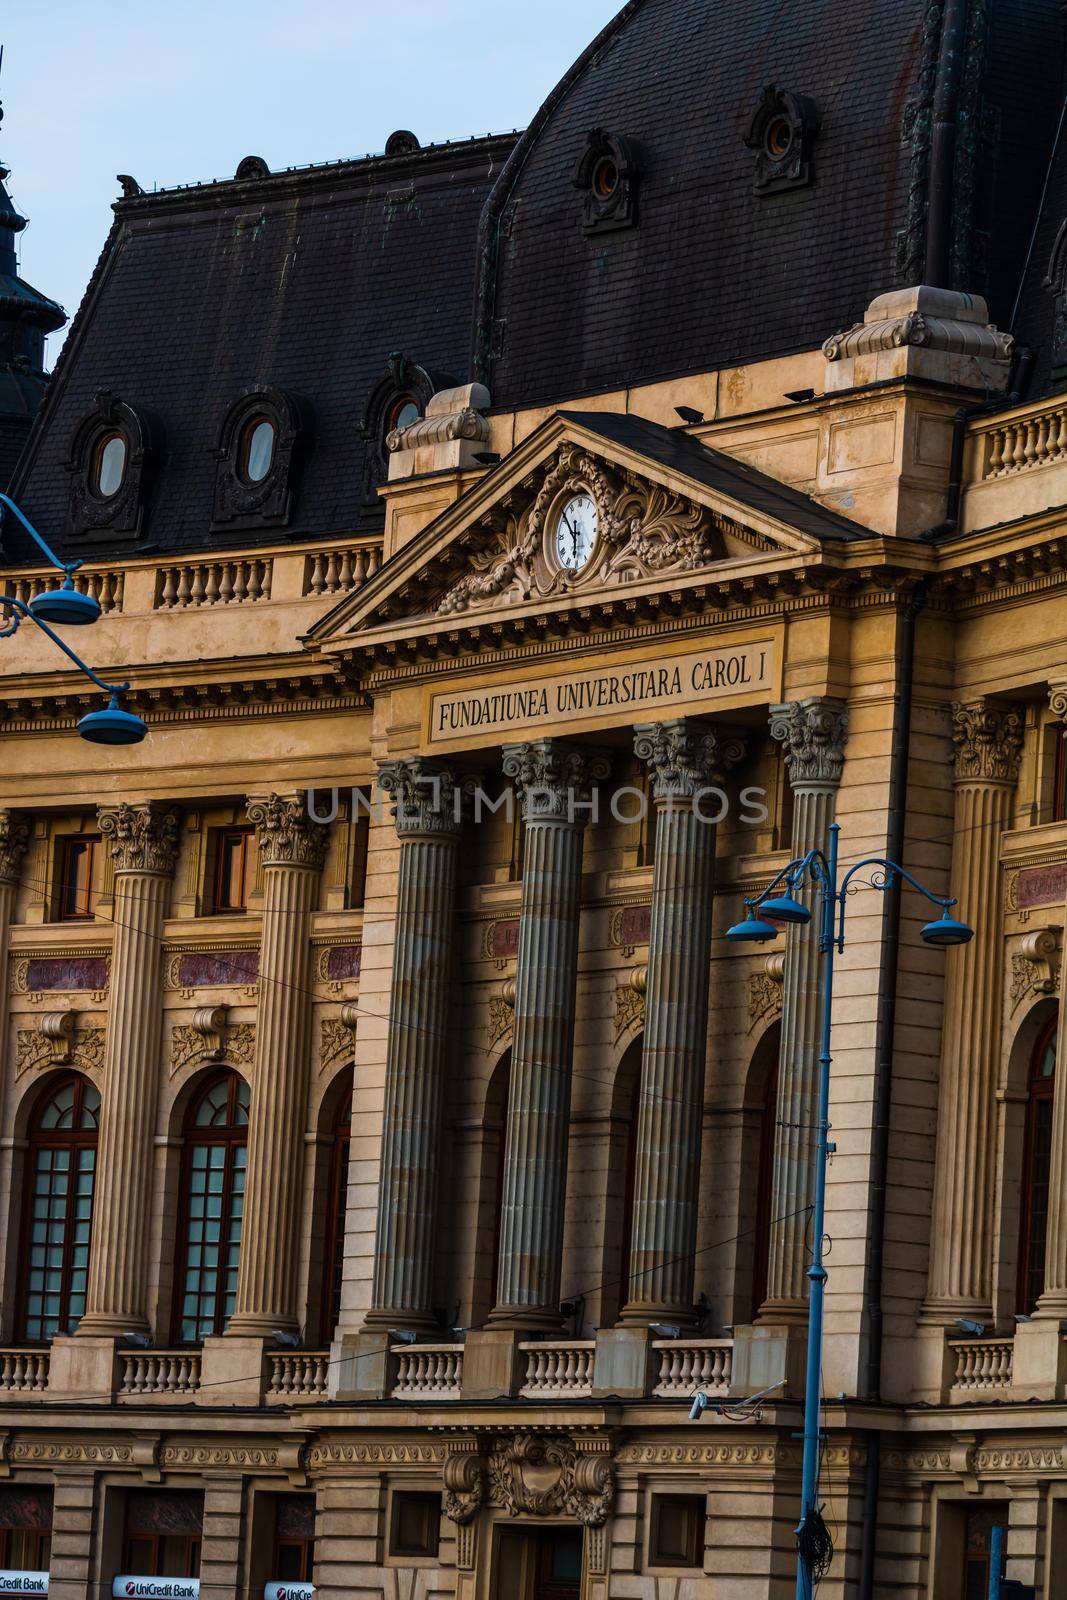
[302,544,382,596]
[519,1341,596,1398]
[652,1338,733,1397]
[981,406,1067,480]
[0,1349,49,1395]
[949,1337,1014,1396]
[962,397,1067,532]
[119,1350,202,1399]
[390,1344,464,1398]
[155,558,273,608]
[266,1350,330,1402]
[3,568,124,612]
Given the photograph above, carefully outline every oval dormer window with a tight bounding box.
[388,397,422,435]
[93,433,127,499]
[241,417,276,484]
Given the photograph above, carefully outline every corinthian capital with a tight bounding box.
[377,759,469,839]
[98,802,179,876]
[502,739,611,826]
[634,718,746,803]
[952,700,1024,784]
[1049,681,1067,722]
[246,794,329,869]
[769,698,848,788]
[0,811,29,885]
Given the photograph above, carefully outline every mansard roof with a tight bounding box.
[475,0,1064,409]
[8,132,517,560]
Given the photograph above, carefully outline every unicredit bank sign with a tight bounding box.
[112,1580,200,1599]
[264,1586,314,1600]
[0,1574,48,1595]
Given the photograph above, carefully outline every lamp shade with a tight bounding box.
[78,694,147,746]
[760,892,812,925]
[726,915,780,944]
[920,913,974,948]
[29,583,101,627]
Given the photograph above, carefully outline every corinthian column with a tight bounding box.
[1034,690,1067,1318]
[924,700,1023,1322]
[489,740,609,1330]
[363,760,465,1332]
[0,813,28,1099]
[620,719,745,1324]
[227,795,327,1337]
[79,803,178,1336]
[760,697,848,1320]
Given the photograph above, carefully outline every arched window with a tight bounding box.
[1018,1018,1058,1313]
[18,1074,100,1342]
[319,1079,352,1344]
[173,1072,249,1344]
[751,1052,780,1320]
[613,1039,643,1321]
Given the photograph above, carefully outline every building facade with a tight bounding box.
[3,2,1067,1596]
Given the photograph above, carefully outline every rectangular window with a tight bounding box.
[273,1493,315,1582]
[1053,727,1067,822]
[390,1491,441,1559]
[0,1486,52,1570]
[649,1494,706,1569]
[211,828,256,913]
[125,1491,203,1578]
[56,835,101,920]
[350,797,370,909]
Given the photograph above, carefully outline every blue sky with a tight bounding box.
[1,1,622,361]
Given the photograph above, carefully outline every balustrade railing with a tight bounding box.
[267,1350,330,1402]
[652,1339,733,1397]
[155,558,272,609]
[0,1349,49,1395]
[949,1337,1014,1394]
[390,1344,463,1398]
[303,544,382,597]
[119,1350,202,1398]
[3,569,124,612]
[519,1341,595,1398]
[980,405,1067,480]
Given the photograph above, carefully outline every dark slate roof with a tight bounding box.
[1008,39,1067,394]
[478,0,1064,410]
[10,134,517,559]
[562,410,866,542]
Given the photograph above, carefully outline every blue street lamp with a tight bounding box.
[0,494,146,745]
[726,822,973,1599]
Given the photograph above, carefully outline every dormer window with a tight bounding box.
[387,397,422,436]
[66,390,161,545]
[240,417,276,484]
[92,433,127,499]
[572,130,639,234]
[744,86,820,194]
[212,387,309,531]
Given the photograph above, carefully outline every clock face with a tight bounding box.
[555,493,598,570]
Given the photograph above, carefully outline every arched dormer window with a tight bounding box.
[572,129,640,234]
[358,352,436,519]
[172,1071,250,1344]
[65,390,161,544]
[212,386,310,531]
[318,1075,352,1344]
[18,1074,100,1342]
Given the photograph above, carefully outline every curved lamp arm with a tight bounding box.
[746,848,832,913]
[836,855,957,948]
[0,597,128,696]
[0,493,83,576]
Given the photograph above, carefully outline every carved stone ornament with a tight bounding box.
[376,759,474,839]
[442,1444,487,1526]
[435,443,729,617]
[319,1007,358,1075]
[17,1020,104,1078]
[0,810,29,884]
[823,286,1014,365]
[1049,681,1067,722]
[485,1434,615,1528]
[170,1018,254,1077]
[769,698,848,788]
[614,966,647,1042]
[502,740,611,826]
[246,794,329,869]
[1010,927,1062,1008]
[634,718,746,802]
[98,802,179,876]
[748,951,786,1029]
[487,980,516,1051]
[952,700,1024,784]
[386,382,490,454]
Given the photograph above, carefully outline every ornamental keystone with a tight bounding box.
[98,802,179,876]
[376,758,472,838]
[0,810,29,885]
[769,697,848,787]
[246,793,329,869]
[952,700,1024,784]
[502,739,611,825]
[634,718,746,802]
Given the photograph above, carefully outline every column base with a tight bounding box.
[329,1330,395,1401]
[616,1303,700,1331]
[591,1326,656,1399]
[47,1335,119,1400]
[199,1335,268,1406]
[74,1311,150,1340]
[729,1322,807,1399]
[460,1329,523,1400]
[486,1304,564,1334]
[360,1309,440,1336]
[755,1296,809,1328]
[1011,1317,1067,1401]
[918,1295,994,1327]
[222,1312,298,1340]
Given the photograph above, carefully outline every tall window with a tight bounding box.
[1053,728,1067,822]
[173,1073,249,1343]
[751,1050,781,1320]
[272,1494,315,1582]
[319,1080,352,1344]
[0,1486,52,1570]
[56,835,102,921]
[124,1492,203,1577]
[19,1075,99,1342]
[211,827,256,913]
[614,1042,643,1321]
[1018,1018,1057,1313]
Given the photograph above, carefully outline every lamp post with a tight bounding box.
[0,493,146,744]
[726,821,973,1600]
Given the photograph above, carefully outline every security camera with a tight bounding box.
[121,1331,151,1348]
[650,1323,682,1340]
[389,1328,418,1345]
[954,1317,987,1336]
[272,1329,300,1348]
[689,1391,710,1422]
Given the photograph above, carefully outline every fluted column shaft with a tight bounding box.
[80,804,178,1336]
[924,701,1023,1321]
[761,699,848,1320]
[1037,690,1067,1316]
[621,719,745,1324]
[364,761,464,1331]
[228,795,327,1337]
[0,814,28,1106]
[490,740,608,1330]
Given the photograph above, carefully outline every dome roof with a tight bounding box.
[475,0,1064,409]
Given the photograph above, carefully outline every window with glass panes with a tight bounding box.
[320,1080,352,1344]
[1018,1018,1057,1313]
[56,834,101,920]
[18,1075,99,1342]
[124,1491,203,1578]
[173,1073,249,1343]
[272,1494,315,1581]
[211,827,256,913]
[0,1486,52,1570]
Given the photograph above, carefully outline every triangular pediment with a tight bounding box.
[309,410,861,648]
